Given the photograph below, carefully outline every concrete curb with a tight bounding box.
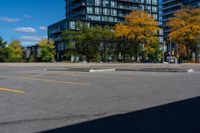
[187,69,194,73]
[116,68,188,73]
[89,69,116,73]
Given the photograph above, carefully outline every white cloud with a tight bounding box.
[24,15,32,19]
[21,35,47,42]
[0,17,20,22]
[39,26,47,31]
[21,36,41,41]
[14,27,36,33]
[22,41,38,46]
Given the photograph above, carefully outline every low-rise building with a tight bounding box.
[26,44,40,62]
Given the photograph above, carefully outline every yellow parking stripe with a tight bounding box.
[23,76,91,86]
[0,88,25,93]
[2,75,91,86]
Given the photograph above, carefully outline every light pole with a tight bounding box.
[176,41,179,64]
[163,41,166,63]
[169,39,172,63]
[197,35,200,63]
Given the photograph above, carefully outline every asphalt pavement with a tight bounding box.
[0,63,200,133]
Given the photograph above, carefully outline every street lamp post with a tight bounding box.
[169,40,172,63]
[176,42,179,64]
[197,35,200,63]
[163,41,166,63]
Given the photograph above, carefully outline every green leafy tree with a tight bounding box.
[76,23,102,62]
[143,42,162,62]
[38,39,55,62]
[27,55,36,62]
[7,40,23,62]
[63,22,116,62]
[0,36,8,62]
[62,29,79,61]
[100,26,115,62]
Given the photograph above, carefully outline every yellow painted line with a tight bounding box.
[2,75,91,86]
[24,77,91,86]
[57,73,132,80]
[0,88,25,93]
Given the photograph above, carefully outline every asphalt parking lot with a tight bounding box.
[0,63,200,133]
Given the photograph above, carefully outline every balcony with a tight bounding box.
[118,5,140,10]
[162,9,180,16]
[163,0,178,4]
[117,0,141,3]
[162,3,182,11]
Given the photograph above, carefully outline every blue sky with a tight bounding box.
[0,0,65,46]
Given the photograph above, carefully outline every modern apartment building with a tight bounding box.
[162,0,200,41]
[48,0,159,61]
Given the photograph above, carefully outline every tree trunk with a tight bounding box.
[186,44,191,62]
[123,45,126,63]
[104,42,106,62]
[86,43,90,63]
[195,50,199,63]
[131,43,134,63]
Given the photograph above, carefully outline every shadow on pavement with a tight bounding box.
[42,96,200,133]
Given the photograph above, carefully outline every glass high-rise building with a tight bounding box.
[66,0,158,23]
[48,0,159,61]
[162,0,200,41]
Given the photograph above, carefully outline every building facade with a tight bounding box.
[26,44,41,62]
[49,0,159,61]
[66,0,158,23]
[162,0,200,62]
[162,0,200,41]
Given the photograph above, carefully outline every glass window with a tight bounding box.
[87,15,93,20]
[94,15,101,21]
[153,14,158,20]
[69,21,75,29]
[108,17,114,22]
[140,5,145,10]
[95,0,101,6]
[87,7,93,14]
[103,0,109,7]
[95,7,102,14]
[111,1,117,8]
[118,3,124,9]
[87,0,93,5]
[152,6,158,12]
[118,11,124,17]
[102,16,108,21]
[152,0,158,5]
[147,0,151,4]
[111,9,117,16]
[103,8,110,15]
[147,5,151,12]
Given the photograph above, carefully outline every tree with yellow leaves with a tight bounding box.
[167,8,200,62]
[114,10,160,62]
[7,40,24,62]
[38,39,56,62]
